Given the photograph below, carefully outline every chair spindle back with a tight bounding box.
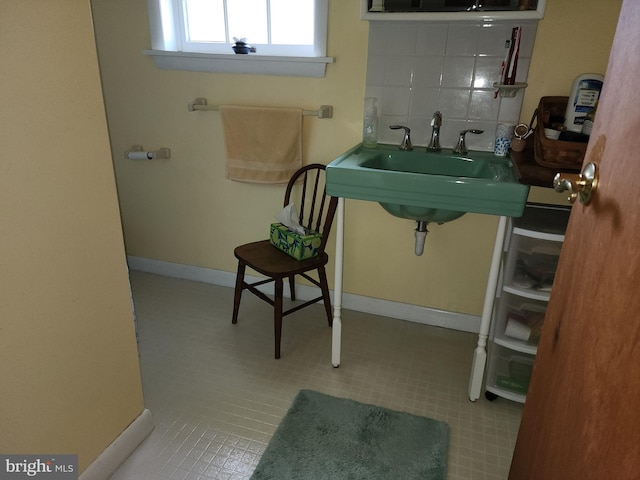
[284,164,337,254]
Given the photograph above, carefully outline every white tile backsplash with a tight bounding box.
[446,24,482,56]
[469,89,501,120]
[499,92,528,123]
[365,20,538,151]
[366,55,387,86]
[412,57,444,87]
[477,23,513,56]
[382,23,418,55]
[442,56,475,88]
[410,87,441,117]
[439,88,471,118]
[381,86,412,116]
[474,56,502,89]
[384,56,414,86]
[415,24,448,55]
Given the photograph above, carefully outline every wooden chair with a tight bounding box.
[231,164,338,359]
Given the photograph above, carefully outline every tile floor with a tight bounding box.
[111,271,523,480]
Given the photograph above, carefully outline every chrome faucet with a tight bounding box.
[452,129,484,155]
[427,111,442,152]
[389,125,413,151]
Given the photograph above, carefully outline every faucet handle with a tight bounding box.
[389,125,413,151]
[453,129,484,155]
[431,111,442,127]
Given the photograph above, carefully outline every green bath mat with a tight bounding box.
[251,389,449,480]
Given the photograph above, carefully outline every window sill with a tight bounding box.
[143,50,335,78]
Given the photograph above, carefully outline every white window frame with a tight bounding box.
[145,0,334,77]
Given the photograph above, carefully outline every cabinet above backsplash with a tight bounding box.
[361,0,546,21]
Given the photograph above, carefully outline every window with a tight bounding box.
[145,0,333,77]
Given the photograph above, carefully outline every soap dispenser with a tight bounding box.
[362,97,379,148]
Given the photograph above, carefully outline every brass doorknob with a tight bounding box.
[553,162,598,204]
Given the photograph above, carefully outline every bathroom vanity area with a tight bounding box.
[322,0,581,403]
[326,142,532,401]
[325,134,579,401]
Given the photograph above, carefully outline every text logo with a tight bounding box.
[1,455,77,479]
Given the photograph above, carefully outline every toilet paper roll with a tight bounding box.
[504,318,531,342]
[127,151,154,160]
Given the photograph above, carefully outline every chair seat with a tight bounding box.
[234,240,329,278]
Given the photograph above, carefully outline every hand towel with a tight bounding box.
[220,105,303,183]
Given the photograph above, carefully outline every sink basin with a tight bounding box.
[360,151,492,178]
[325,143,530,222]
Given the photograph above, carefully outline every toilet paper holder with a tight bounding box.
[125,145,171,160]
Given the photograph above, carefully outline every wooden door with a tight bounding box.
[509,1,640,478]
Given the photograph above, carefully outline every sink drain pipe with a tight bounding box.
[414,221,429,256]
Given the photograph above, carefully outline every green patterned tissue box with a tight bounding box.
[269,223,322,260]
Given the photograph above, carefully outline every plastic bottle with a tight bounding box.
[563,73,604,133]
[362,97,378,148]
[581,101,598,136]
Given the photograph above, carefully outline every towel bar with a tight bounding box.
[187,98,333,119]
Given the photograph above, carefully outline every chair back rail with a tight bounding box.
[284,164,337,254]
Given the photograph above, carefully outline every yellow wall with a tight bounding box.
[0,0,144,472]
[91,0,621,316]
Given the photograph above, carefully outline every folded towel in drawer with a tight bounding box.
[221,105,303,183]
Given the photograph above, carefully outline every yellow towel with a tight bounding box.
[220,106,303,184]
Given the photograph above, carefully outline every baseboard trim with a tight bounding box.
[127,256,480,334]
[80,409,154,480]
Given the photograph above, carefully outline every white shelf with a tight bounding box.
[512,226,565,243]
[503,285,551,302]
[494,335,538,356]
[484,203,569,404]
[491,290,544,356]
[512,203,570,238]
[486,385,527,404]
[493,83,528,98]
[485,343,534,403]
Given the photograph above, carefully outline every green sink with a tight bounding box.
[326,143,529,222]
[361,151,492,177]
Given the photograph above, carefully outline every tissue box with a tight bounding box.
[269,223,322,260]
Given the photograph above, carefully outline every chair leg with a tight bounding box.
[288,274,296,301]
[232,261,246,324]
[317,266,333,327]
[274,278,284,359]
